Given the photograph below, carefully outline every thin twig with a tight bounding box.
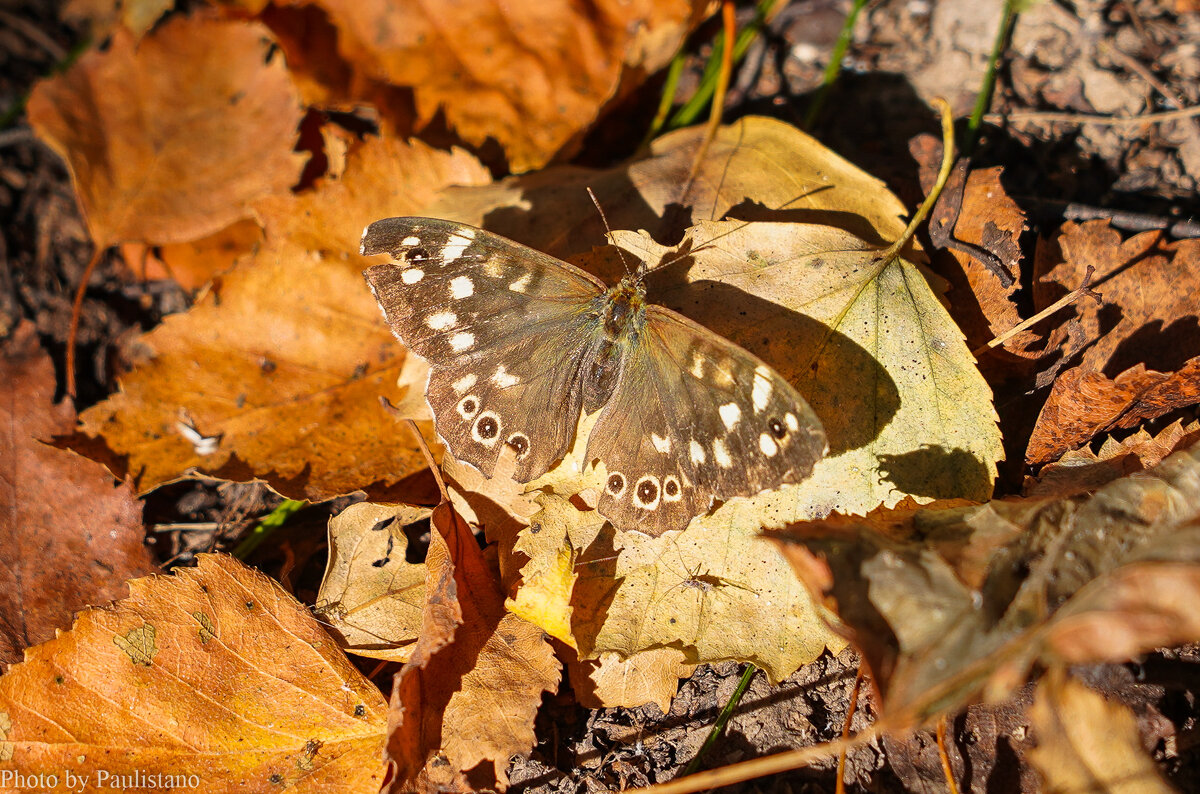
[972,266,1101,356]
[965,0,1019,154]
[66,247,103,398]
[0,9,68,61]
[681,0,736,199]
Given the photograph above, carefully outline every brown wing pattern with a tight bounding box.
[362,217,606,480]
[585,305,827,536]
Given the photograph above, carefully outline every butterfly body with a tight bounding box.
[362,217,826,536]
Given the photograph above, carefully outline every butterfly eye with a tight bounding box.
[507,433,530,457]
[662,475,682,503]
[407,247,430,261]
[456,395,479,419]
[633,476,661,510]
[472,413,500,442]
[606,473,626,497]
[768,418,787,439]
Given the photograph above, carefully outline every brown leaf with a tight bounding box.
[1028,669,1173,793]
[0,554,389,790]
[571,650,695,712]
[388,501,560,788]
[27,13,306,248]
[1028,359,1200,465]
[0,322,153,665]
[119,219,264,290]
[770,443,1200,726]
[72,242,432,500]
[301,0,702,172]
[1026,419,1200,498]
[61,0,173,39]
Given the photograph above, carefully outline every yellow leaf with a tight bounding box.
[506,535,579,649]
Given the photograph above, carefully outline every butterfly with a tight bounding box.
[361,217,827,536]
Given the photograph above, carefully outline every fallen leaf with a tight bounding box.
[430,116,915,259]
[71,241,432,500]
[1028,360,1200,465]
[0,322,153,665]
[27,13,306,248]
[315,502,432,662]
[1026,419,1200,498]
[771,442,1200,726]
[1028,222,1200,462]
[388,499,560,788]
[571,649,695,712]
[511,490,841,684]
[1028,669,1173,793]
[505,534,578,649]
[0,554,388,790]
[119,219,264,290]
[301,0,702,171]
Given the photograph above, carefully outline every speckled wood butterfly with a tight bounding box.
[362,217,826,536]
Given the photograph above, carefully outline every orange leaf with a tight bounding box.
[0,322,153,665]
[27,13,306,248]
[306,0,703,171]
[0,554,388,791]
[72,242,431,500]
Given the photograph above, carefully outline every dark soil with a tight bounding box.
[3,0,1198,791]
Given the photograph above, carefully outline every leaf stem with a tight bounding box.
[682,663,758,776]
[881,97,956,262]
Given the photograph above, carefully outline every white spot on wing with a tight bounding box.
[491,365,519,388]
[452,373,477,392]
[651,433,671,454]
[690,353,704,378]
[718,402,741,430]
[752,366,773,412]
[759,433,779,457]
[443,233,473,262]
[713,439,732,469]
[689,439,706,464]
[401,236,420,246]
[450,276,474,299]
[509,273,532,293]
[426,311,456,330]
[785,412,799,432]
[401,268,424,284]
[449,332,475,351]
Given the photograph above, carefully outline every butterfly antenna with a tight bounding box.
[587,187,635,279]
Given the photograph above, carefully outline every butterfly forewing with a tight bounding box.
[586,306,827,536]
[362,217,606,480]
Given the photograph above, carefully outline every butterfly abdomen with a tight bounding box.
[581,279,647,413]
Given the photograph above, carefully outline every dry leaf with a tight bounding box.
[61,0,173,38]
[27,14,306,248]
[571,649,696,713]
[1026,419,1200,498]
[0,323,154,665]
[505,535,578,649]
[1028,669,1173,793]
[771,442,1200,725]
[1028,222,1200,462]
[300,0,702,172]
[0,554,388,791]
[119,219,264,290]
[388,501,559,789]
[315,502,432,662]
[71,242,430,499]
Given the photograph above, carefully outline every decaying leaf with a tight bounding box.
[1028,222,1200,463]
[62,0,173,39]
[571,650,696,713]
[1028,669,1173,793]
[771,443,1200,725]
[0,323,154,665]
[0,554,388,791]
[388,500,560,788]
[297,0,703,172]
[27,13,306,248]
[315,502,432,661]
[71,242,432,500]
[510,490,841,685]
[119,219,263,290]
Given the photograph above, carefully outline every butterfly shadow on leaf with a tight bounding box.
[653,278,899,457]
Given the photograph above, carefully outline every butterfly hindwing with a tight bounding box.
[586,305,827,536]
[362,218,606,480]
